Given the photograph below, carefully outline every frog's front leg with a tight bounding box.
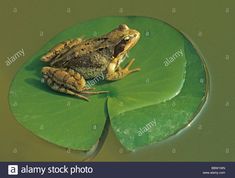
[106,58,141,81]
[41,67,108,101]
[41,38,82,62]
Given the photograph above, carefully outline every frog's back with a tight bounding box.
[68,50,111,79]
[51,38,114,79]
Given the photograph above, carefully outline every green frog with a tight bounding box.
[41,24,141,101]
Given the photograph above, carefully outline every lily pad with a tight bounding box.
[109,38,207,151]
[9,16,207,152]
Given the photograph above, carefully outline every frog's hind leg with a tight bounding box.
[41,67,89,101]
[43,78,90,101]
[41,67,108,101]
[41,38,82,62]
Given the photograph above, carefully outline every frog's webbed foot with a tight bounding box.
[41,67,108,101]
[41,38,82,62]
[106,58,141,81]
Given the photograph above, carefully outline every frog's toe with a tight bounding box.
[80,90,109,95]
[128,67,141,73]
[124,58,136,69]
[83,87,96,91]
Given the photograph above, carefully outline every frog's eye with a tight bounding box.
[119,24,129,30]
[124,36,130,41]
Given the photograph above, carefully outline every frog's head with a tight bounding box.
[107,24,140,57]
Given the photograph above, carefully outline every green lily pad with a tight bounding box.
[109,38,207,151]
[9,16,207,152]
[9,58,108,151]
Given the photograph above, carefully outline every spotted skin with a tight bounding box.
[41,67,108,101]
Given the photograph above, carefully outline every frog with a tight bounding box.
[41,24,141,101]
